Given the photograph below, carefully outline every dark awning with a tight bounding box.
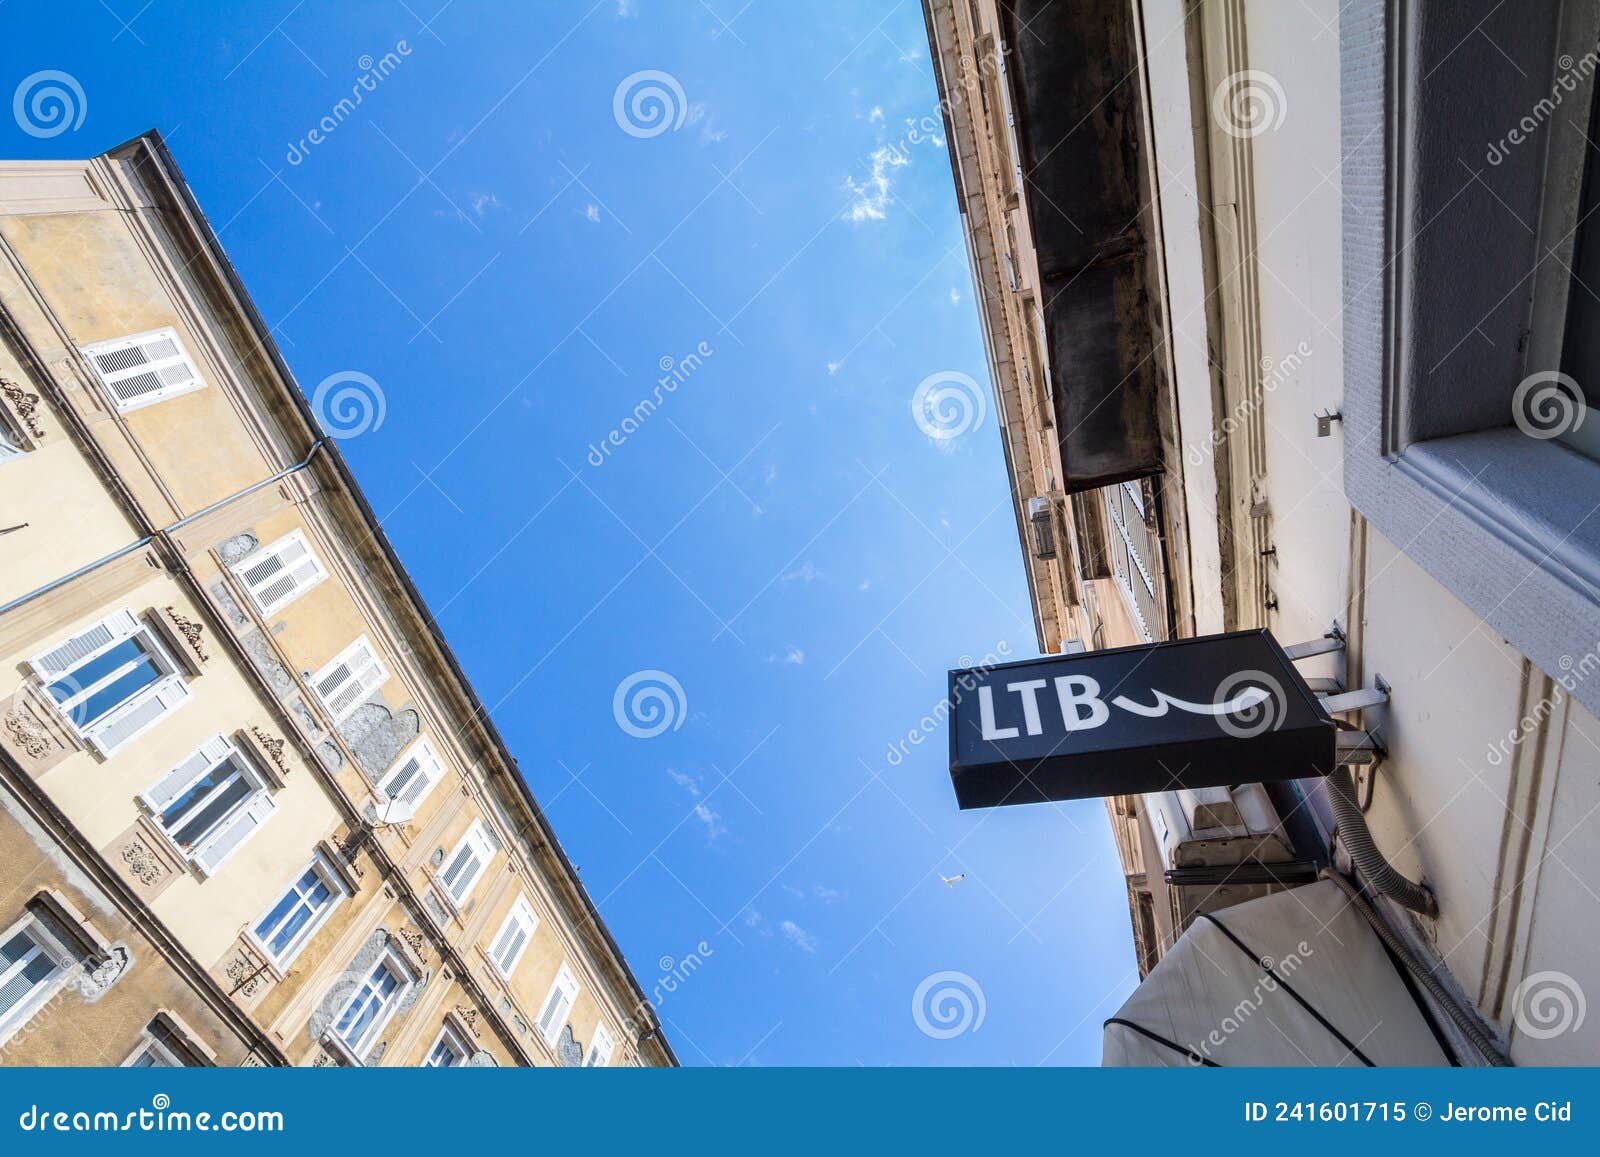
[999,0,1163,492]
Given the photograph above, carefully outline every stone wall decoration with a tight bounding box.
[454,1005,481,1038]
[312,1050,339,1068]
[558,1025,583,1067]
[120,838,168,887]
[332,828,366,879]
[162,606,209,663]
[397,927,427,963]
[0,379,45,439]
[239,630,295,697]
[339,701,421,777]
[249,726,290,779]
[215,532,260,567]
[316,740,345,772]
[469,1050,497,1067]
[209,582,248,628]
[71,945,132,1001]
[224,941,272,1000]
[3,708,51,759]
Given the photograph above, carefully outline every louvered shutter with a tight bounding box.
[141,736,232,814]
[538,967,579,1043]
[86,678,189,756]
[312,637,387,723]
[193,791,276,876]
[234,531,328,616]
[442,822,493,903]
[28,609,141,681]
[0,936,57,1023]
[490,897,538,975]
[81,328,204,412]
[380,736,444,810]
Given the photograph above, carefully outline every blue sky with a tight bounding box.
[8,0,1136,1065]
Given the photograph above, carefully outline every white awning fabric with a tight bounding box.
[1103,880,1449,1066]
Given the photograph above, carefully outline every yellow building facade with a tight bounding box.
[0,132,673,1067]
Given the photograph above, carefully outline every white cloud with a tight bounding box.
[826,360,842,376]
[583,203,601,223]
[844,146,908,223]
[781,561,822,584]
[467,191,502,218]
[868,105,884,122]
[784,646,805,666]
[693,802,726,841]
[616,0,638,15]
[948,287,961,305]
[667,768,700,797]
[813,885,846,904]
[743,909,765,929]
[858,579,871,591]
[778,919,817,953]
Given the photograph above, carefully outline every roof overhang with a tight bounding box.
[998,0,1165,493]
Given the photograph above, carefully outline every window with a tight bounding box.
[333,949,412,1060]
[232,530,328,617]
[423,1022,471,1068]
[0,409,25,464]
[141,737,275,876]
[252,854,347,965]
[309,636,387,724]
[0,922,66,1042]
[80,327,205,413]
[439,821,496,907]
[536,964,580,1047]
[488,896,539,978]
[584,1024,615,1068]
[124,1017,208,1067]
[375,735,446,821]
[28,609,189,756]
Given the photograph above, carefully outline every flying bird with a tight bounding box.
[940,873,966,888]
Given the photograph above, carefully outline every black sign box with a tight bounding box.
[947,630,1336,809]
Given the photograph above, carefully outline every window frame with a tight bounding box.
[248,852,349,967]
[231,529,329,618]
[375,734,446,822]
[438,820,496,909]
[308,635,388,726]
[0,916,72,1046]
[139,736,275,876]
[487,895,540,979]
[329,946,414,1062]
[27,609,189,757]
[584,1023,615,1068]
[1342,1,1600,720]
[79,326,206,413]
[535,963,580,1047]
[422,1021,472,1068]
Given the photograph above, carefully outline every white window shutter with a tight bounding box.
[193,792,275,876]
[312,637,387,723]
[86,678,189,756]
[234,531,328,616]
[140,737,228,814]
[538,967,579,1043]
[81,328,205,412]
[28,609,140,681]
[381,736,445,809]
